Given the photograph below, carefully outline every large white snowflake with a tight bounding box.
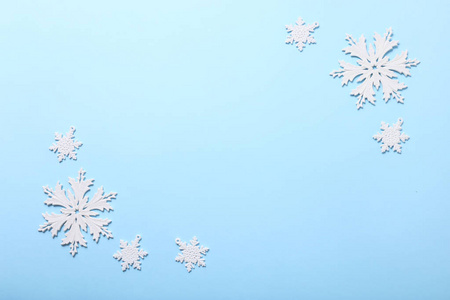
[38,169,116,256]
[49,126,83,162]
[285,17,319,52]
[330,28,419,109]
[175,236,209,272]
[113,235,148,271]
[373,118,410,153]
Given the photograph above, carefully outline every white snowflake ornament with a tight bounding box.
[330,28,419,109]
[285,17,319,52]
[175,236,209,273]
[113,235,148,271]
[38,169,116,256]
[49,126,83,162]
[373,118,410,153]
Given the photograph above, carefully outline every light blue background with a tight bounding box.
[0,0,449,299]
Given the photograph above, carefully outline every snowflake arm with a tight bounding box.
[68,169,94,204]
[113,235,148,271]
[372,28,398,59]
[49,126,83,162]
[83,187,115,213]
[84,217,113,242]
[342,34,370,61]
[39,212,69,238]
[351,76,377,108]
[38,169,115,256]
[285,17,319,52]
[62,222,87,256]
[42,183,73,209]
[330,28,419,109]
[175,236,209,273]
[384,51,420,77]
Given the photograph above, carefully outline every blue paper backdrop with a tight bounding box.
[0,0,449,299]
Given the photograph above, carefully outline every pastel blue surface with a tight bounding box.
[0,0,449,299]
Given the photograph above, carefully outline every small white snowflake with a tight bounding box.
[49,126,83,162]
[113,235,148,271]
[38,168,116,256]
[330,28,419,109]
[373,118,410,153]
[285,17,319,52]
[175,236,209,272]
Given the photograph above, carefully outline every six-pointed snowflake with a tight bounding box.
[113,235,148,271]
[175,236,209,272]
[49,126,83,162]
[285,17,319,52]
[330,28,419,109]
[38,168,116,256]
[373,118,410,153]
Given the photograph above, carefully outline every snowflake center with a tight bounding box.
[183,245,201,263]
[293,29,307,40]
[58,137,74,153]
[382,127,401,146]
[121,246,139,263]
